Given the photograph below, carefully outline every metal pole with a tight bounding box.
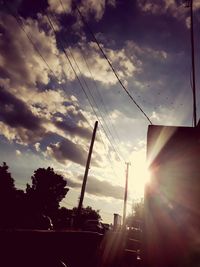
[77,121,98,217]
[123,162,131,226]
[190,0,197,127]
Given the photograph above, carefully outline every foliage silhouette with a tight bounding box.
[26,167,69,226]
[0,162,15,191]
[54,207,74,229]
[0,162,17,228]
[0,163,101,231]
[73,206,101,228]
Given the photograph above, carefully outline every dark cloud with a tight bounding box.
[48,138,87,166]
[0,14,32,87]
[18,0,48,19]
[74,175,124,200]
[54,120,92,140]
[66,174,124,200]
[0,87,42,130]
[1,1,48,19]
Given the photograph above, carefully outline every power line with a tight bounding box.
[73,2,153,125]
[6,1,124,167]
[68,47,123,159]
[57,0,126,160]
[46,13,124,162]
[3,1,94,131]
[5,8,58,81]
[65,45,123,160]
[5,1,125,165]
[77,42,123,148]
[55,1,125,156]
[96,128,123,180]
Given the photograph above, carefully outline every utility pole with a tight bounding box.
[77,121,98,218]
[123,162,131,226]
[189,0,197,126]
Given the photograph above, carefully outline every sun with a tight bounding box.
[129,149,150,198]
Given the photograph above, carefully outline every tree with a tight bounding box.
[14,188,26,228]
[0,162,17,228]
[126,200,144,228]
[133,200,144,219]
[26,167,69,221]
[0,162,15,193]
[73,206,101,227]
[54,207,73,229]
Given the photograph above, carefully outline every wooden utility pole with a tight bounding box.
[77,121,98,218]
[123,162,131,226]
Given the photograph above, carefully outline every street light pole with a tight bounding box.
[123,162,131,226]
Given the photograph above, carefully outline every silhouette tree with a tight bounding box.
[0,162,17,228]
[14,188,26,228]
[54,207,74,229]
[0,162,15,191]
[82,206,101,220]
[73,206,101,227]
[26,167,69,225]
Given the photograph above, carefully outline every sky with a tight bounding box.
[0,0,200,223]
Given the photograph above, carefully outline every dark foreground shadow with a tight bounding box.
[0,230,103,267]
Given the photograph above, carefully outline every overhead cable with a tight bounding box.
[46,14,124,162]
[3,1,94,131]
[50,12,124,161]
[73,2,153,125]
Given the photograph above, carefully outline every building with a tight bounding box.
[144,125,200,267]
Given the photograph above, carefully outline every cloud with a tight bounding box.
[0,121,46,145]
[0,11,77,124]
[54,120,92,140]
[79,0,108,21]
[78,0,117,22]
[68,174,124,200]
[0,12,94,147]
[137,0,180,16]
[48,0,116,22]
[34,142,41,152]
[137,0,200,21]
[65,41,141,85]
[66,178,81,188]
[150,111,160,121]
[23,89,71,119]
[16,150,21,156]
[48,0,72,14]
[0,87,43,130]
[64,39,167,92]
[46,138,88,166]
[125,41,167,62]
[0,122,17,142]
[0,87,49,144]
[85,176,124,199]
[0,84,90,145]
[150,103,191,126]
[0,13,62,88]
